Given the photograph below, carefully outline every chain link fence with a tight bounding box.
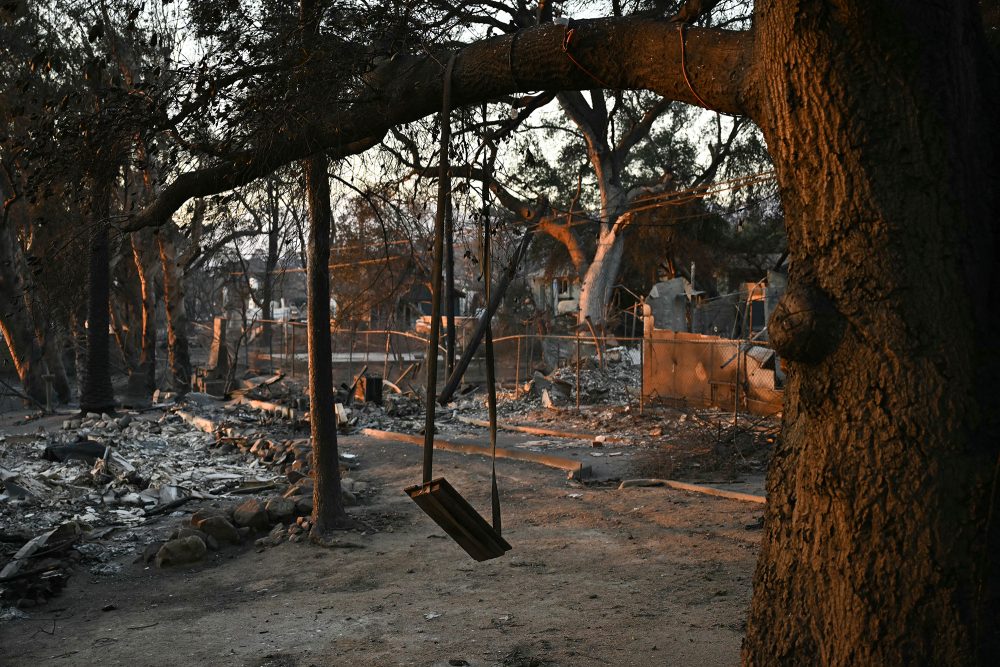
[192,318,783,419]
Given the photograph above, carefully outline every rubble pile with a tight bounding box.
[494,346,642,415]
[141,496,313,568]
[0,401,376,611]
[0,521,80,608]
[0,412,283,533]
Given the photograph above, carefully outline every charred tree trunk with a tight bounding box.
[157,223,192,394]
[0,220,46,404]
[80,187,116,414]
[304,154,350,535]
[41,332,71,404]
[110,247,142,373]
[300,0,349,536]
[260,177,280,355]
[743,2,1000,664]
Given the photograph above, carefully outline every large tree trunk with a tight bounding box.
[743,2,1000,664]
[157,223,192,394]
[80,189,116,414]
[304,154,350,535]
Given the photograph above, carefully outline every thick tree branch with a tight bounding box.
[557,91,609,154]
[614,97,672,158]
[123,18,750,232]
[536,216,588,275]
[120,134,385,232]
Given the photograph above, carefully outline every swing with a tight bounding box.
[404,62,511,562]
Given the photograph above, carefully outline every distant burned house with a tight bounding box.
[641,270,787,416]
[644,271,787,340]
[528,270,582,318]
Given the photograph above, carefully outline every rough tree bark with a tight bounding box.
[260,177,280,355]
[110,245,142,374]
[741,2,1000,663]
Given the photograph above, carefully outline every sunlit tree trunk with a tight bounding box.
[743,1,1000,663]
[129,229,158,395]
[576,226,625,327]
[110,246,142,373]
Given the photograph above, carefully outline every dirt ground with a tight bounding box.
[0,417,766,667]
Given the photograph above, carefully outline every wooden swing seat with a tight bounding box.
[405,477,511,561]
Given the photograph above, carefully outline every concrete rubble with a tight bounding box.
[0,389,376,612]
[1,365,776,615]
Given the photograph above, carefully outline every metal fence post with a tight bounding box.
[639,334,644,414]
[514,335,521,396]
[383,331,391,380]
[575,330,581,412]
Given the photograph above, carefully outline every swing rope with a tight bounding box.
[482,111,501,534]
[421,53,456,485]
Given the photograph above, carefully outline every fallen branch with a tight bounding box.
[438,230,533,405]
[618,478,766,504]
[361,427,589,479]
[457,416,626,443]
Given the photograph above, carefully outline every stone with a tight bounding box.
[190,509,231,530]
[232,498,270,530]
[256,523,285,548]
[283,479,314,499]
[268,523,286,543]
[293,495,313,515]
[353,481,369,493]
[176,527,209,544]
[198,516,241,545]
[264,497,296,524]
[237,526,252,540]
[155,536,207,568]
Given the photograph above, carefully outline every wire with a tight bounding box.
[677,25,715,112]
[562,26,612,89]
